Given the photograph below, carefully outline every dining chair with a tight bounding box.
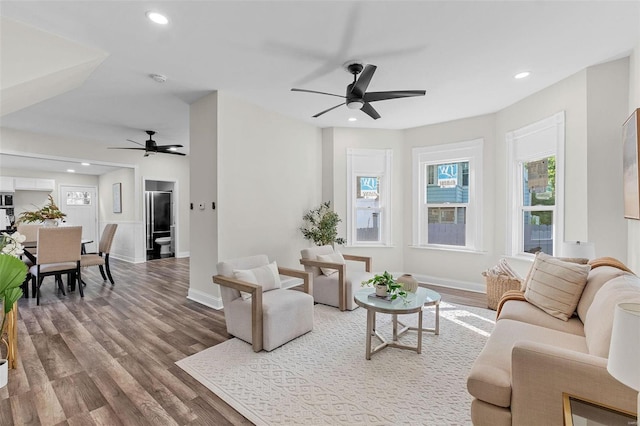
[214,254,314,352]
[300,245,373,311]
[81,223,118,284]
[16,223,42,297]
[29,226,83,305]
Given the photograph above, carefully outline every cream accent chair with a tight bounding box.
[16,223,42,297]
[29,226,83,305]
[81,224,118,284]
[214,255,314,352]
[300,245,372,311]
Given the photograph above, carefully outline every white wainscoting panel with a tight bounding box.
[104,221,146,263]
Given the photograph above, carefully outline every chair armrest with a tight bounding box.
[277,266,313,296]
[213,275,263,352]
[342,254,372,272]
[511,341,637,426]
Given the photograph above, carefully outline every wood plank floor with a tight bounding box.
[1,257,487,425]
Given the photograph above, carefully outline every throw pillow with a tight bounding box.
[233,261,281,300]
[316,252,345,276]
[520,255,589,292]
[523,252,591,321]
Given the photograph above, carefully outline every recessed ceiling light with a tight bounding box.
[81,162,90,166]
[348,117,357,122]
[514,71,531,80]
[146,11,169,25]
[67,169,75,173]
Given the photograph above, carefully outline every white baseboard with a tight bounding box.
[188,288,224,310]
[176,251,190,259]
[391,272,486,294]
[110,253,146,264]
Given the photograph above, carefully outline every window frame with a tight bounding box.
[412,139,484,251]
[346,149,392,247]
[506,112,565,258]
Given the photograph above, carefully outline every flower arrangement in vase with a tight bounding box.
[17,195,66,225]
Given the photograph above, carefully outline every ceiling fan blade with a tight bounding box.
[291,88,345,99]
[364,90,426,103]
[159,150,186,156]
[313,103,344,118]
[351,64,377,97]
[126,139,145,147]
[108,147,146,150]
[361,102,381,120]
[156,144,184,149]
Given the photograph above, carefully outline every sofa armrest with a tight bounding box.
[495,290,525,318]
[511,341,637,426]
[278,266,313,296]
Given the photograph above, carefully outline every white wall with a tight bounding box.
[323,127,405,273]
[187,91,323,309]
[628,39,640,274]
[217,92,322,266]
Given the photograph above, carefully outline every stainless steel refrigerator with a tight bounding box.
[145,190,172,252]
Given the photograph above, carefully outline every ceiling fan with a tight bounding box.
[291,62,426,120]
[108,130,185,156]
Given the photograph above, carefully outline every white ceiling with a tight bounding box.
[1,1,639,160]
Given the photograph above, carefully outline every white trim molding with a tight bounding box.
[187,288,224,310]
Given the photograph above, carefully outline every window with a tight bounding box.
[507,112,565,257]
[412,139,483,250]
[66,191,92,206]
[347,149,392,246]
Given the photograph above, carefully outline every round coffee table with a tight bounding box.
[354,286,441,360]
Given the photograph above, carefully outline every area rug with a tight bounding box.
[176,302,495,425]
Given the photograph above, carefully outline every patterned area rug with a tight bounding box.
[176,302,495,425]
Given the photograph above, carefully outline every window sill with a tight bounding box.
[344,244,396,249]
[408,245,486,254]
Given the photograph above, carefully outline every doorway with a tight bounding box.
[145,180,175,260]
[60,185,98,253]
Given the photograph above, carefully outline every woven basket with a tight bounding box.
[483,273,523,310]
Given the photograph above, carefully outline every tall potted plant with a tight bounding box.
[300,201,346,246]
[0,231,26,387]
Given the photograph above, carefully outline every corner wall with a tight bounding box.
[628,39,640,274]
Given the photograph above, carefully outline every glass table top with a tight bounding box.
[354,286,441,312]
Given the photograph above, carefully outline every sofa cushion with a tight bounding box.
[576,266,631,323]
[467,319,588,408]
[523,253,590,321]
[583,274,640,357]
[497,300,585,336]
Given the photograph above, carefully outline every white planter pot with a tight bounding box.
[0,359,7,388]
[375,284,388,297]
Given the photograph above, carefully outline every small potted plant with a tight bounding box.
[17,195,66,226]
[362,271,407,300]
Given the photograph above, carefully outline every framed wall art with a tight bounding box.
[622,108,640,220]
[113,182,122,213]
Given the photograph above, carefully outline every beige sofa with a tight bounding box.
[467,258,640,425]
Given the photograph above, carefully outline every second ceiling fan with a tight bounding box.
[291,62,426,120]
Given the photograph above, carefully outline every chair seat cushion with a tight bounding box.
[497,300,585,336]
[81,254,105,267]
[314,270,372,310]
[30,262,77,275]
[225,289,314,351]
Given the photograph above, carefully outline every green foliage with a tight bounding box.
[361,271,407,301]
[0,232,27,359]
[17,194,67,223]
[300,201,346,246]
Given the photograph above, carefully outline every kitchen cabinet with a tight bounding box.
[13,177,55,191]
[0,177,14,192]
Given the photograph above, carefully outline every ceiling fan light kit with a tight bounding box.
[291,61,426,120]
